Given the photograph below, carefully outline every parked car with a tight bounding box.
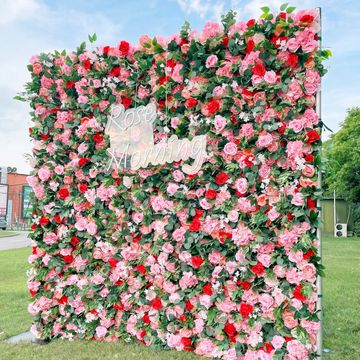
[0,216,7,230]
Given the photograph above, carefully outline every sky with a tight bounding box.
[0,0,359,174]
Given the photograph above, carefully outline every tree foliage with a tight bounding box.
[323,108,360,203]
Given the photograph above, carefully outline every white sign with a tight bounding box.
[105,103,207,175]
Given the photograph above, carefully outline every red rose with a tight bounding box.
[136,264,147,275]
[194,209,204,218]
[219,231,232,243]
[287,53,298,68]
[215,172,228,185]
[58,295,68,304]
[185,97,198,109]
[303,249,316,260]
[293,284,307,301]
[278,122,287,134]
[251,262,265,276]
[63,255,74,264]
[185,300,194,311]
[222,36,229,47]
[202,283,212,295]
[223,323,237,337]
[122,97,132,109]
[189,218,201,232]
[103,46,110,55]
[108,258,118,268]
[263,342,273,353]
[252,61,266,77]
[113,302,124,311]
[39,217,49,226]
[205,189,217,200]
[300,14,314,24]
[279,12,286,19]
[287,212,294,221]
[78,158,90,167]
[247,19,256,27]
[191,256,203,268]
[83,59,91,70]
[142,314,150,324]
[206,99,220,115]
[58,188,69,200]
[78,183,88,193]
[40,134,49,140]
[54,214,62,224]
[109,66,120,77]
[29,289,37,297]
[181,337,192,351]
[305,130,321,144]
[93,134,104,143]
[166,59,176,68]
[31,223,37,231]
[305,154,314,163]
[151,297,162,310]
[238,280,251,290]
[246,39,255,54]
[307,197,317,209]
[240,302,254,317]
[70,236,80,247]
[66,80,74,89]
[119,40,130,55]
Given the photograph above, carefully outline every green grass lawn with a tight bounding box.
[0,236,359,360]
[0,231,18,238]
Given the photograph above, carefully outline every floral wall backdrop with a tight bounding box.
[21,5,330,359]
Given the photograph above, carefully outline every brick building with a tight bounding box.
[0,168,31,226]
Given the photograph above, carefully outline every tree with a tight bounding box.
[323,107,360,234]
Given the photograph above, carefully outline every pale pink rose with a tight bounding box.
[173,170,185,182]
[273,265,286,277]
[302,164,315,177]
[137,86,150,99]
[240,123,254,139]
[258,294,274,310]
[271,335,285,349]
[201,22,223,39]
[213,85,228,98]
[77,95,89,104]
[302,263,316,282]
[224,142,237,155]
[303,69,320,95]
[43,232,58,245]
[287,140,304,160]
[205,54,218,68]
[256,133,273,148]
[282,310,298,329]
[289,119,304,133]
[173,227,186,242]
[171,117,180,128]
[216,299,237,313]
[38,166,51,181]
[132,212,144,224]
[264,70,277,84]
[257,253,272,268]
[234,178,248,193]
[96,325,107,338]
[213,115,227,132]
[167,183,179,196]
[287,38,300,52]
[287,340,308,358]
[199,295,212,308]
[167,334,182,348]
[232,224,255,246]
[40,76,53,89]
[302,108,318,127]
[208,251,223,264]
[171,63,183,83]
[291,193,304,206]
[86,222,98,235]
[227,210,239,222]
[286,268,303,284]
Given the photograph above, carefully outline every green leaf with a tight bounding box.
[286,6,296,13]
[280,3,288,11]
[261,6,270,13]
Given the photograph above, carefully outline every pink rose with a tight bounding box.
[302,164,315,177]
[205,54,218,68]
[213,115,227,132]
[271,335,285,349]
[96,325,107,338]
[303,69,320,95]
[33,63,43,75]
[289,119,304,133]
[256,133,273,148]
[223,142,237,155]
[264,70,277,84]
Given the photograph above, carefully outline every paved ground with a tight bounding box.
[0,231,31,250]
